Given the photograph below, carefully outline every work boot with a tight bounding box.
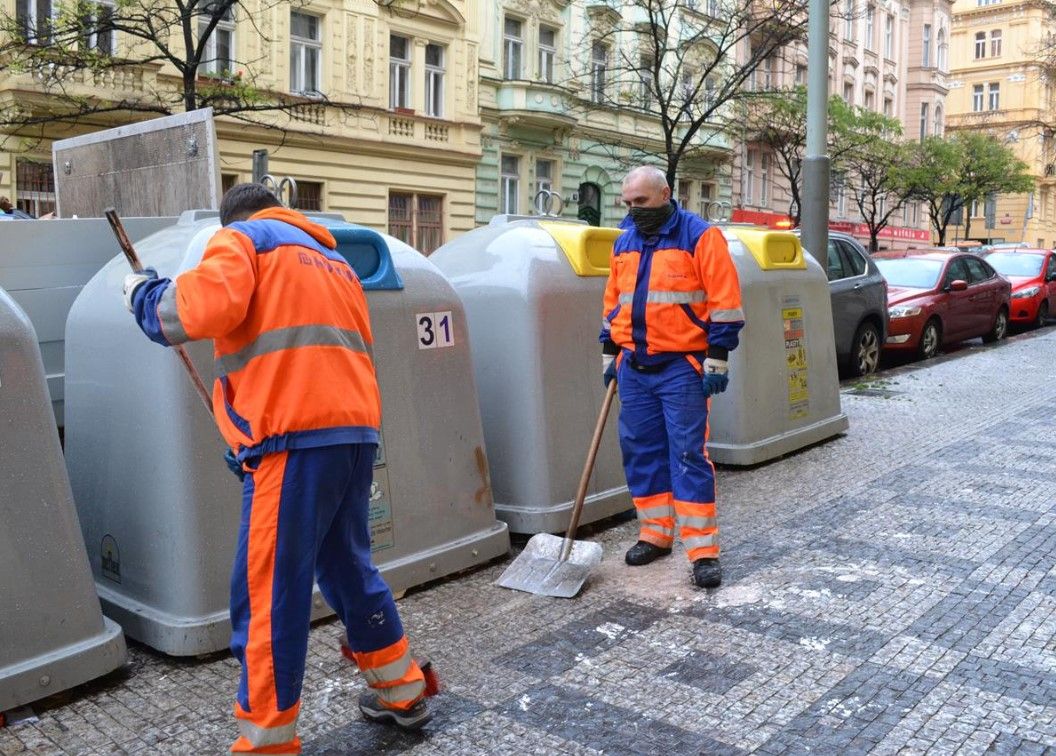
[625,540,672,566]
[358,691,432,731]
[692,558,722,588]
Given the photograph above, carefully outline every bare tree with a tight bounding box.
[0,0,359,143]
[573,0,827,188]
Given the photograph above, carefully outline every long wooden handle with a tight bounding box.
[559,379,618,562]
[104,208,215,416]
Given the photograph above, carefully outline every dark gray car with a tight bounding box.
[822,233,889,376]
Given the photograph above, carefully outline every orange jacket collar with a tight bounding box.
[249,207,337,249]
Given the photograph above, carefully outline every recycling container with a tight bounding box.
[0,286,126,709]
[63,211,509,655]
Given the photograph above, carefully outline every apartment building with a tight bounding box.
[945,0,1056,246]
[0,0,482,253]
[734,0,953,249]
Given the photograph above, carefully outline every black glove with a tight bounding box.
[223,449,245,482]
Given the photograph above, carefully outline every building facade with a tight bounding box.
[945,0,1056,247]
[0,0,482,253]
[733,0,953,250]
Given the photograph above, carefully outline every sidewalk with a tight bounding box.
[3,329,1055,755]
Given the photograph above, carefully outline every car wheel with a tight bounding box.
[917,318,941,360]
[1034,301,1050,329]
[983,307,1008,343]
[847,321,881,377]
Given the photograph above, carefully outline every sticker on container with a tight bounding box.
[416,311,455,349]
[782,297,810,420]
[374,427,386,468]
[101,534,121,583]
[368,478,395,552]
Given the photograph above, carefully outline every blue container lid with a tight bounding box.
[325,224,404,291]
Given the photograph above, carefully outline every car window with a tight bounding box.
[943,258,969,287]
[986,252,1044,277]
[837,241,867,276]
[875,258,944,288]
[1047,255,1056,279]
[826,241,847,281]
[963,256,993,283]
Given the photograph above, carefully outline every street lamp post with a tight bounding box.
[800,0,830,265]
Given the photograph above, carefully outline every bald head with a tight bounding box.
[621,166,671,209]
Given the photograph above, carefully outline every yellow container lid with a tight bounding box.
[728,227,806,271]
[539,221,621,277]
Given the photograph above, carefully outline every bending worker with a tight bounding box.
[123,184,432,753]
[601,166,744,589]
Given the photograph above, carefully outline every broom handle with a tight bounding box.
[104,208,215,416]
[559,379,618,562]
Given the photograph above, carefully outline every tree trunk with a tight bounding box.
[964,215,973,240]
[936,224,946,245]
[183,69,197,112]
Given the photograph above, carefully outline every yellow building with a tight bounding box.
[947,0,1056,246]
[0,0,481,252]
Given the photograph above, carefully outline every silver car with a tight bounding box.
[823,233,889,377]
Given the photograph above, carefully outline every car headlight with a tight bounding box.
[888,305,923,318]
[1012,286,1041,299]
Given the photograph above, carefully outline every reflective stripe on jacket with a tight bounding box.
[600,203,744,365]
[132,207,381,458]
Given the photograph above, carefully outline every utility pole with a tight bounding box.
[800,0,830,265]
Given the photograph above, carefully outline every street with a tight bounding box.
[2,326,1055,755]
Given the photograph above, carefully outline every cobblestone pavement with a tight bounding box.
[4,328,1056,755]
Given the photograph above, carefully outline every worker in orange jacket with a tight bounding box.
[123,184,432,753]
[601,166,744,589]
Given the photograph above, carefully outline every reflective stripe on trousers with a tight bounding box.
[351,635,426,709]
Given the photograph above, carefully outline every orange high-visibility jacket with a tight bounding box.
[600,204,744,366]
[133,207,380,459]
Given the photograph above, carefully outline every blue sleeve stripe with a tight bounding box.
[707,321,744,351]
[132,278,176,346]
[228,219,352,268]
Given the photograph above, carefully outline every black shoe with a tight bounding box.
[692,558,722,588]
[625,540,672,566]
[358,691,432,730]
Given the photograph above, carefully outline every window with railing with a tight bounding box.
[972,84,984,111]
[15,159,55,217]
[425,43,445,117]
[988,82,1000,110]
[388,192,444,254]
[390,35,411,109]
[293,181,323,211]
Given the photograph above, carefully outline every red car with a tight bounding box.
[873,252,1012,359]
[982,248,1056,329]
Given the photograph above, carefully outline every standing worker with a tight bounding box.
[601,166,744,589]
[123,184,434,753]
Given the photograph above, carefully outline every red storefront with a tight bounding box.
[730,210,932,250]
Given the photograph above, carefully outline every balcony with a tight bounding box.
[381,110,452,144]
[493,80,578,130]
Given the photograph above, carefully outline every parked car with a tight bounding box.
[796,231,888,376]
[873,251,1012,359]
[982,248,1056,329]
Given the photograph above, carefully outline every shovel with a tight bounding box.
[496,379,617,598]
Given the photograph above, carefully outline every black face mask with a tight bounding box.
[629,202,675,236]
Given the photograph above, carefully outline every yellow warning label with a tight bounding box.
[782,302,809,419]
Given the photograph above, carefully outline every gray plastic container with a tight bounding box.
[708,226,849,465]
[429,216,632,534]
[0,286,126,710]
[0,217,176,426]
[63,211,509,656]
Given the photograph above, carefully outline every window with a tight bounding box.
[825,241,847,281]
[836,180,847,215]
[795,64,807,85]
[703,77,716,108]
[864,90,875,110]
[290,12,321,94]
[292,181,323,212]
[501,155,520,214]
[743,149,755,204]
[972,84,984,112]
[977,0,1001,4]
[970,198,979,217]
[760,153,770,205]
[839,241,868,276]
[944,258,969,286]
[639,56,654,109]
[222,174,238,193]
[15,159,55,217]
[16,0,53,44]
[964,256,993,282]
[920,102,929,140]
[988,81,1000,110]
[883,97,893,116]
[700,182,714,217]
[425,43,445,117]
[865,6,875,50]
[82,0,116,55]
[538,26,556,83]
[535,159,554,209]
[975,31,986,59]
[937,29,948,70]
[843,81,854,104]
[591,42,608,102]
[200,5,233,74]
[990,29,1002,57]
[388,192,444,254]
[389,35,411,109]
[922,24,931,67]
[843,0,854,39]
[753,55,773,91]
[934,105,943,137]
[503,17,523,79]
[678,179,691,208]
[884,14,894,58]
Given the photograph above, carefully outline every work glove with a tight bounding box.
[602,354,617,388]
[223,449,246,482]
[122,268,158,312]
[701,357,729,397]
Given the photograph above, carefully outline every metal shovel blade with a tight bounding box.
[496,533,604,598]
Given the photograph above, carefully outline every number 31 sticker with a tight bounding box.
[416,311,455,349]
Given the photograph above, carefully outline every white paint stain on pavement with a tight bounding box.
[519,694,531,711]
[714,584,763,607]
[595,622,625,639]
[798,637,832,652]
